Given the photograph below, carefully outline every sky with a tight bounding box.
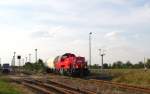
[0,0,150,65]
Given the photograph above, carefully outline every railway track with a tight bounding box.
[10,73,150,94]
[41,79,96,94]
[11,77,96,94]
[12,78,56,94]
[90,79,150,94]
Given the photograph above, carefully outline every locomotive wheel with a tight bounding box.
[60,69,67,75]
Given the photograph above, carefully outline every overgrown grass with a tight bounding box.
[112,69,150,87]
[91,69,150,87]
[0,77,21,94]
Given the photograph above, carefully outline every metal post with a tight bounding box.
[35,49,37,63]
[22,58,24,71]
[89,32,92,68]
[19,59,21,72]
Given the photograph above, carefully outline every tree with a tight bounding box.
[91,64,99,69]
[112,61,123,68]
[133,61,144,69]
[146,59,150,68]
[124,61,133,68]
[24,59,46,72]
[34,59,46,72]
[103,63,109,69]
[24,62,34,71]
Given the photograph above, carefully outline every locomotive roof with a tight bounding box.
[62,53,76,57]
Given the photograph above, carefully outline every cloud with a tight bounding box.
[30,26,66,39]
[105,31,121,40]
[0,0,31,5]
[102,0,129,5]
[104,31,128,47]
[31,31,52,38]
[0,0,150,64]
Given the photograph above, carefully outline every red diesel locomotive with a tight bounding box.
[46,53,89,76]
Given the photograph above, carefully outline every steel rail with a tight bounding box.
[23,79,78,94]
[11,79,54,94]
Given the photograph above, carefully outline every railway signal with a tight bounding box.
[17,55,21,73]
[99,49,106,71]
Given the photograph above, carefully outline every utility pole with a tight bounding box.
[14,52,16,66]
[35,49,37,63]
[89,32,92,68]
[25,57,28,63]
[0,58,1,67]
[99,49,106,71]
[29,54,31,63]
[22,58,24,66]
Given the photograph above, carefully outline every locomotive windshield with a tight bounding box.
[62,53,75,57]
[61,53,76,61]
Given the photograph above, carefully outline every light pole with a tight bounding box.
[89,32,92,68]
[35,49,37,63]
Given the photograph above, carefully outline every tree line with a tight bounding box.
[23,58,150,72]
[91,59,150,69]
[23,59,46,73]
